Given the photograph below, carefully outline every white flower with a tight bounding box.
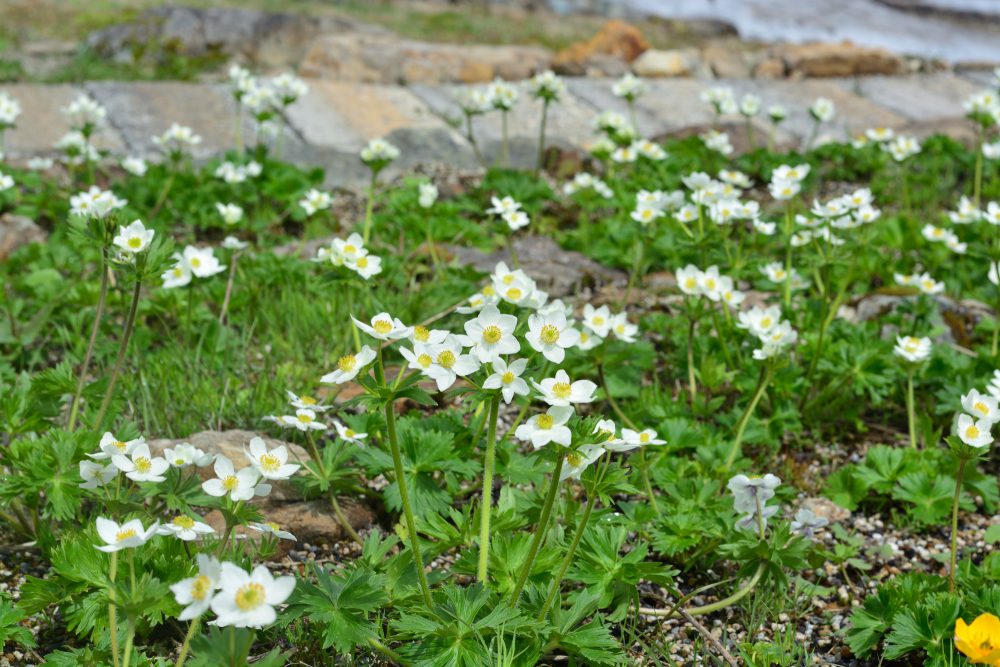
[701,129,733,155]
[922,224,948,242]
[111,442,169,483]
[153,123,202,154]
[162,262,192,289]
[810,97,835,122]
[487,79,519,111]
[527,70,565,101]
[63,94,106,128]
[171,554,221,620]
[698,266,725,301]
[961,389,1000,424]
[320,346,376,384]
[95,517,159,553]
[581,304,612,338]
[914,272,945,295]
[352,313,412,341]
[333,420,367,445]
[594,419,629,452]
[349,253,382,280]
[463,304,519,362]
[424,335,481,391]
[418,183,438,208]
[0,92,22,128]
[164,443,213,468]
[112,220,155,254]
[526,311,580,363]
[216,203,244,225]
[609,312,638,343]
[790,508,829,538]
[286,390,330,412]
[728,474,781,514]
[121,156,148,176]
[158,515,215,542]
[760,262,789,284]
[246,437,300,480]
[532,369,596,406]
[211,562,295,629]
[487,196,521,216]
[27,157,53,171]
[753,321,798,360]
[612,73,648,100]
[676,265,703,296]
[482,357,530,404]
[182,246,226,278]
[621,428,665,448]
[739,93,761,117]
[360,137,400,165]
[89,432,145,460]
[0,173,13,193]
[738,305,782,338]
[249,522,297,541]
[631,204,661,225]
[202,456,271,501]
[490,263,538,307]
[984,141,1000,159]
[769,178,800,201]
[503,210,530,231]
[222,236,249,251]
[79,461,116,489]
[285,409,326,432]
[299,189,332,216]
[893,335,931,363]
[956,413,993,448]
[560,444,605,481]
[514,405,574,449]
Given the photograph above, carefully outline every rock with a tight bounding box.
[552,20,650,75]
[701,43,753,79]
[753,57,786,79]
[298,33,552,84]
[631,49,700,78]
[0,214,46,261]
[441,236,624,297]
[831,73,981,122]
[802,497,851,523]
[775,41,905,78]
[147,430,311,502]
[86,6,369,68]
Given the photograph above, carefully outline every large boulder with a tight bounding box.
[631,49,703,78]
[0,214,46,261]
[299,33,552,84]
[553,20,649,76]
[775,41,906,78]
[86,5,378,68]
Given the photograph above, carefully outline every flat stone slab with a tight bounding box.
[410,81,600,168]
[0,83,125,157]
[283,80,477,186]
[831,73,981,121]
[85,81,243,158]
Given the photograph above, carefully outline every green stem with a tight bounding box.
[501,110,509,168]
[218,254,239,325]
[538,487,597,619]
[638,561,767,617]
[305,433,363,545]
[477,394,502,582]
[109,552,120,667]
[121,619,136,667]
[509,454,566,605]
[724,365,773,470]
[687,315,698,408]
[174,617,199,667]
[149,172,175,221]
[363,172,377,244]
[783,204,793,308]
[69,249,110,430]
[906,368,917,449]
[536,100,549,174]
[215,500,242,557]
[974,128,984,209]
[622,236,644,309]
[639,445,660,515]
[710,308,734,370]
[949,458,968,593]
[95,277,143,430]
[384,398,434,607]
[465,113,484,166]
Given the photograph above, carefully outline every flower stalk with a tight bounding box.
[509,453,565,605]
[69,249,110,430]
[949,456,969,593]
[724,364,774,470]
[477,393,502,583]
[95,275,143,430]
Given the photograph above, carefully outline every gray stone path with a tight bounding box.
[0,71,990,188]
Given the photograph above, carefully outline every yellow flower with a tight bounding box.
[955,613,1000,666]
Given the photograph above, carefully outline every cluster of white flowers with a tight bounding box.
[810,97,836,123]
[418,182,438,208]
[758,261,808,290]
[562,172,613,199]
[769,163,810,201]
[921,223,966,254]
[214,160,262,184]
[701,86,737,116]
[153,123,203,156]
[611,73,648,102]
[894,271,945,295]
[955,384,999,448]
[793,188,881,247]
[171,554,295,628]
[728,474,780,535]
[360,137,401,167]
[0,92,21,130]
[486,195,530,231]
[894,335,932,363]
[592,110,636,142]
[299,188,332,216]
[216,202,244,225]
[963,89,1000,125]
[63,94,107,131]
[700,129,733,156]
[265,389,368,444]
[676,265,745,308]
[630,188,684,225]
[55,130,100,165]
[315,232,382,280]
[229,65,308,131]
[162,246,225,288]
[738,305,798,360]
[69,186,127,218]
[527,70,566,102]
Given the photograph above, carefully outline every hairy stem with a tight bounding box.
[477,394,502,582]
[69,249,110,430]
[95,277,143,430]
[509,454,566,605]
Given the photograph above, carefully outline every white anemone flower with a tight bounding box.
[111,442,169,483]
[216,203,244,225]
[211,562,295,629]
[893,336,932,363]
[463,304,519,362]
[424,335,481,391]
[961,389,1000,425]
[285,409,326,432]
[157,515,215,541]
[333,420,367,445]
[956,413,993,448]
[514,405,574,449]
[112,220,155,255]
[182,246,226,278]
[89,432,145,460]
[525,311,580,363]
[164,443,213,468]
[581,304,612,338]
[249,522,297,541]
[532,369,597,406]
[79,461,117,489]
[171,554,222,620]
[95,517,159,553]
[202,456,271,501]
[246,437,301,480]
[162,261,192,289]
[609,312,638,343]
[482,357,530,404]
[320,346,376,384]
[560,445,605,481]
[621,428,665,448]
[352,313,413,341]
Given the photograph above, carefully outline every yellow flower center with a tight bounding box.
[482,325,502,344]
[337,354,357,372]
[501,371,515,384]
[258,453,281,472]
[234,582,266,611]
[190,258,201,269]
[417,353,432,368]
[128,236,142,249]
[482,285,495,296]
[537,414,554,429]
[223,475,239,491]
[344,244,356,255]
[191,575,212,600]
[436,350,456,369]
[299,395,316,405]
[552,382,572,399]
[344,429,356,438]
[134,457,151,473]
[113,440,127,451]
[372,319,393,335]
[298,413,313,423]
[639,432,650,444]
[567,451,583,466]
[172,516,195,529]
[116,529,137,542]
[760,317,772,329]
[414,325,430,342]
[684,278,697,290]
[966,425,980,439]
[506,288,523,300]
[539,324,560,345]
[502,275,514,285]
[266,522,280,531]
[175,458,186,465]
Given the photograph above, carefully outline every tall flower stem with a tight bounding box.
[905,368,918,449]
[686,315,698,407]
[304,433,363,545]
[538,481,598,619]
[384,399,434,607]
[509,454,566,605]
[948,457,969,593]
[535,100,550,174]
[215,500,243,557]
[974,127,985,209]
[501,110,510,168]
[477,394,502,583]
[218,253,240,325]
[638,561,766,617]
[69,249,110,430]
[724,365,773,470]
[622,236,644,308]
[174,617,200,667]
[121,618,136,667]
[782,204,793,308]
[95,277,143,430]
[109,552,120,667]
[363,172,378,245]
[465,114,484,166]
